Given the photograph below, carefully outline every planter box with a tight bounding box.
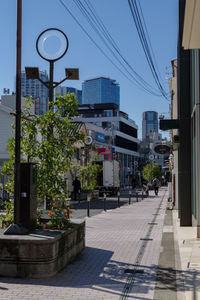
[0,219,85,278]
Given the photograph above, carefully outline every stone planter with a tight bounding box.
[0,219,85,278]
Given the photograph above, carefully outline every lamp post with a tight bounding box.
[25,28,79,108]
[149,154,154,183]
[5,28,79,234]
[14,0,22,225]
[4,0,24,235]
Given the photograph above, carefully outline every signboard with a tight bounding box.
[160,119,179,131]
[95,132,105,143]
[154,144,170,154]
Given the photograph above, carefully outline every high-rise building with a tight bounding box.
[142,111,158,140]
[55,86,82,104]
[21,71,49,115]
[82,77,120,106]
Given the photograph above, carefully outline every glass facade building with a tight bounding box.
[142,111,158,140]
[82,77,120,106]
[21,71,49,115]
[55,86,82,104]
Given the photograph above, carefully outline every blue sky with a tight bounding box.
[0,0,178,138]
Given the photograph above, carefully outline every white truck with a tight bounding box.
[97,160,120,196]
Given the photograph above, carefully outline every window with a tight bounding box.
[104,110,113,117]
[147,112,154,121]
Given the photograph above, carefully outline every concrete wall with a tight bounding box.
[0,220,85,278]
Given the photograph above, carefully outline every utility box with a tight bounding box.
[19,163,37,229]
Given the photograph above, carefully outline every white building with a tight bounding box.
[0,95,34,165]
[74,103,139,185]
[0,104,13,164]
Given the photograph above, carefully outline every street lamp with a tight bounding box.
[25,28,79,109]
[148,153,154,184]
[5,28,79,234]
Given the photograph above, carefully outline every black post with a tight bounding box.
[136,191,138,202]
[142,190,144,200]
[14,0,22,225]
[104,193,106,211]
[87,194,90,217]
[129,190,131,205]
[49,60,54,108]
[177,0,192,226]
[117,190,120,207]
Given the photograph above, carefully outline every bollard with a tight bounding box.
[136,191,138,202]
[78,190,81,204]
[129,190,131,205]
[87,193,91,217]
[117,190,120,207]
[142,190,144,200]
[104,193,107,211]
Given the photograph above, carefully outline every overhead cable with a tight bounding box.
[128,0,169,100]
[81,0,162,95]
[58,0,165,97]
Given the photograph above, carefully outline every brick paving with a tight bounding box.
[0,188,168,299]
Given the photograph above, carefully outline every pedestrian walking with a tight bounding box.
[72,177,81,201]
[153,177,160,195]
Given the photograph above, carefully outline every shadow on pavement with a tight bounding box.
[0,250,198,298]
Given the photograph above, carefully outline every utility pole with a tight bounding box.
[14,0,22,225]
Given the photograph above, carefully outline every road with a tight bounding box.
[71,189,145,219]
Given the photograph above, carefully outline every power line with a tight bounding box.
[82,0,162,95]
[58,0,164,97]
[128,0,169,100]
[73,0,162,95]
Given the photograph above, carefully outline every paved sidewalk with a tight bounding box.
[173,210,200,300]
[0,188,168,299]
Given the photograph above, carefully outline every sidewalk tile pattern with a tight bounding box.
[0,189,168,299]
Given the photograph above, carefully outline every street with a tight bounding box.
[70,190,144,219]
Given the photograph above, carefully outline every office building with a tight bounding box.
[21,70,49,115]
[82,77,120,106]
[55,86,82,104]
[74,103,139,185]
[142,111,158,140]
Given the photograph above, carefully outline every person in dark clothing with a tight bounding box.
[153,177,160,196]
[72,177,81,201]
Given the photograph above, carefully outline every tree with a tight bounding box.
[142,162,162,183]
[1,94,85,225]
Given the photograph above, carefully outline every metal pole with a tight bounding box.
[14,0,22,224]
[142,190,144,200]
[129,190,131,205]
[117,190,120,207]
[87,194,90,217]
[104,193,107,211]
[49,60,54,109]
[136,191,138,202]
